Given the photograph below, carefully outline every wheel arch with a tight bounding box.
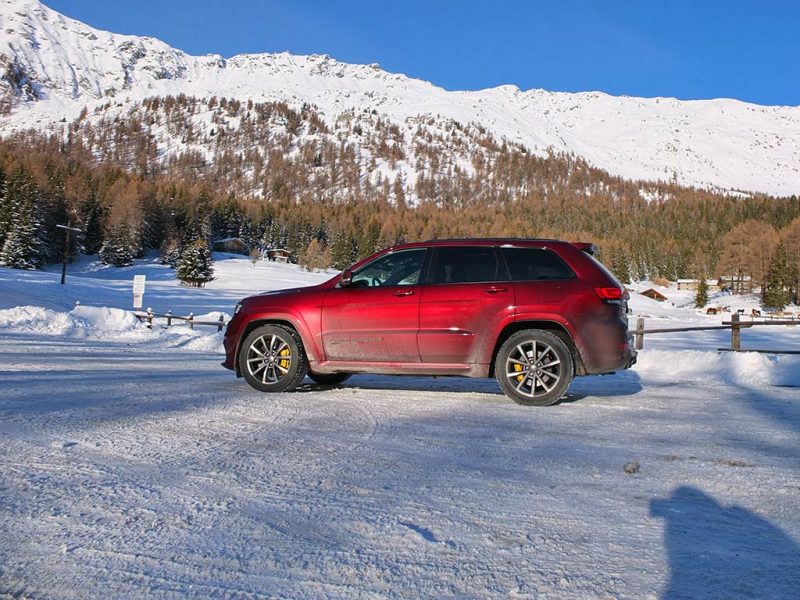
[234,318,310,377]
[488,320,586,378]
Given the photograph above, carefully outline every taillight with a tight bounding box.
[595,286,624,301]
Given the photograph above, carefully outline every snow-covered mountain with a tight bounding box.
[1,0,799,196]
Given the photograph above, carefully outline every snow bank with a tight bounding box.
[635,349,800,388]
[0,304,224,351]
[0,305,138,337]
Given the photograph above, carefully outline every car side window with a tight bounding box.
[502,248,575,281]
[350,249,426,288]
[430,247,506,284]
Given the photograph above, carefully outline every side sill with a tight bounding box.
[309,361,490,378]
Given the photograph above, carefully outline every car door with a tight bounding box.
[321,248,427,362]
[501,245,580,313]
[418,246,514,364]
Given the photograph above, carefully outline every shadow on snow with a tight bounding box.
[651,486,800,599]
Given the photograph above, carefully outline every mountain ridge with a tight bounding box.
[1,0,799,196]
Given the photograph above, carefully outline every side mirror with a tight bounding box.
[340,268,353,287]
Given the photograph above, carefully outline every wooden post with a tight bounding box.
[731,312,741,351]
[635,317,645,350]
[166,310,172,327]
[146,307,153,329]
[217,314,225,332]
[60,223,70,285]
[188,313,194,330]
[55,222,82,285]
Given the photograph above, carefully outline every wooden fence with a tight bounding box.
[633,313,800,354]
[134,307,227,332]
[131,308,796,351]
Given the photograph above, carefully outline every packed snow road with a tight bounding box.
[1,333,799,599]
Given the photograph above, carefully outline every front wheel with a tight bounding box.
[495,330,574,406]
[307,372,352,386]
[238,324,308,392]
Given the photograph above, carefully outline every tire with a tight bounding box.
[495,329,574,406]
[238,324,308,392]
[307,372,352,386]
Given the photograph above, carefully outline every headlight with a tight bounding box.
[233,302,242,315]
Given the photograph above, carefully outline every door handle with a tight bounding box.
[484,286,508,294]
[394,289,415,297]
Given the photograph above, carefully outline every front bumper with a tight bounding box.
[221,313,244,372]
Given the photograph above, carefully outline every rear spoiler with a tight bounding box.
[571,242,598,256]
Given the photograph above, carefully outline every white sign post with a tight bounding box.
[133,275,146,309]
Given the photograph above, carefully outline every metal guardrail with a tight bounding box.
[133,307,227,332]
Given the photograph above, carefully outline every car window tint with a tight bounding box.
[502,248,575,281]
[350,249,426,288]
[431,247,505,284]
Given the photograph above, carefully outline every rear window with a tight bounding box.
[502,248,575,281]
[583,252,624,287]
[430,246,506,284]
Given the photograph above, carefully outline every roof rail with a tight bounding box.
[424,237,560,243]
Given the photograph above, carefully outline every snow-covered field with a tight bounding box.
[1,256,799,598]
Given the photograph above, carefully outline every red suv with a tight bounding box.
[223,239,636,406]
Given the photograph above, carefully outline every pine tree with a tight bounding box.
[44,198,72,265]
[238,216,257,250]
[330,230,354,270]
[609,246,632,284]
[357,221,381,260]
[762,243,792,310]
[99,222,136,267]
[0,166,8,248]
[694,277,709,308]
[211,195,243,240]
[0,167,43,269]
[140,194,167,251]
[160,237,182,267]
[185,190,212,244]
[0,220,41,269]
[80,193,104,254]
[176,239,214,287]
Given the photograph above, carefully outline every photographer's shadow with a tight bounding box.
[651,486,800,599]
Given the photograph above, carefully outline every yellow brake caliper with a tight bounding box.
[279,348,291,371]
[514,362,524,382]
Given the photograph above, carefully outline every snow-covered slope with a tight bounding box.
[1,0,799,196]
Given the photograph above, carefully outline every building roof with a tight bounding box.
[640,288,668,301]
[212,237,247,244]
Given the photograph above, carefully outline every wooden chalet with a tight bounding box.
[640,288,669,302]
[212,237,250,255]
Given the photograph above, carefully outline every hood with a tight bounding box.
[244,282,328,303]
[254,287,306,298]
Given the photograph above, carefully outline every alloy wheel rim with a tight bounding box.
[506,340,562,398]
[246,334,292,384]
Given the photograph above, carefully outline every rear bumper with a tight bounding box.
[577,321,637,375]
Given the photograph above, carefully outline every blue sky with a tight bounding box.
[46,0,799,106]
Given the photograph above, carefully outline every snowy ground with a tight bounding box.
[1,256,799,598]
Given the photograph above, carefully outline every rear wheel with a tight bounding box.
[495,330,573,406]
[307,372,352,386]
[239,324,307,392]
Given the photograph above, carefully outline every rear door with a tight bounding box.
[321,248,427,362]
[418,246,514,364]
[501,246,579,311]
